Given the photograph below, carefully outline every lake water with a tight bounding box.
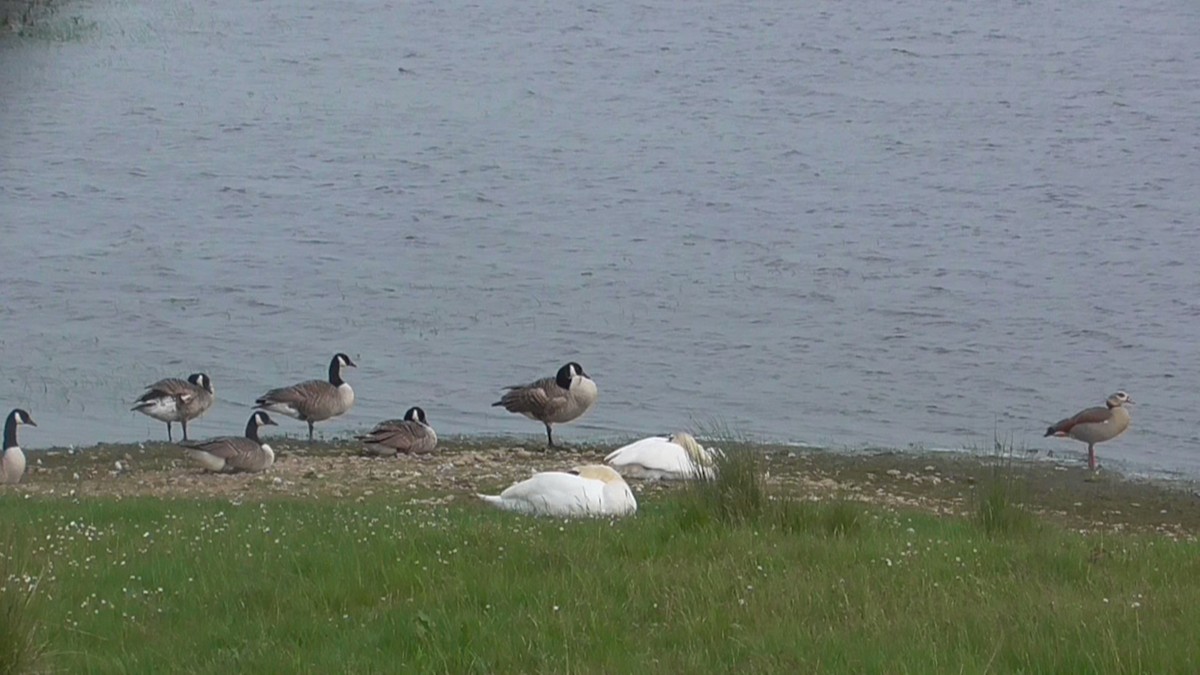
[2,0,1198,476]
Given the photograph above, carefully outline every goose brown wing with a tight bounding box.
[494,377,566,416]
[1046,406,1111,436]
[257,379,332,405]
[180,436,258,462]
[357,421,436,454]
[137,378,196,403]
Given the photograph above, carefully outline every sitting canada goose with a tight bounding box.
[180,411,278,473]
[477,464,636,518]
[491,361,598,448]
[131,372,215,442]
[604,432,719,481]
[254,353,356,440]
[1,409,37,485]
[1044,391,1134,471]
[356,406,438,457]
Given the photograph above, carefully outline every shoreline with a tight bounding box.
[12,437,1200,538]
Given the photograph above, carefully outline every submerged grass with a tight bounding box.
[2,494,1198,672]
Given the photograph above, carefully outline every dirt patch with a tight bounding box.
[13,439,1200,538]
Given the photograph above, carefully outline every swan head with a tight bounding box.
[668,432,712,464]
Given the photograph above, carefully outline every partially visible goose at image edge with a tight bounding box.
[1,408,37,485]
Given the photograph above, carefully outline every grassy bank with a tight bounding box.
[3,441,1200,671]
[3,475,1200,671]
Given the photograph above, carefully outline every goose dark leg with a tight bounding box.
[182,420,189,442]
[544,423,555,449]
[167,422,173,442]
[308,421,315,441]
[1088,444,1096,471]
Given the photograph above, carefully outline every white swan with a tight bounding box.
[604,432,718,481]
[477,465,637,518]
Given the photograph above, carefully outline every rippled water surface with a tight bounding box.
[2,0,1198,474]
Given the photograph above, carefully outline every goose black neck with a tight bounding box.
[3,414,17,451]
[244,417,261,442]
[329,359,345,386]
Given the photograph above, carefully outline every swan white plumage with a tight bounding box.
[477,464,637,518]
[604,432,718,481]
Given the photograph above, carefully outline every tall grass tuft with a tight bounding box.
[679,444,766,526]
[0,539,47,675]
[972,433,1037,537]
[675,424,864,537]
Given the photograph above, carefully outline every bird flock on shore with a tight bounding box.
[2,352,1134,517]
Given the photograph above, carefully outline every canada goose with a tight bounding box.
[1,409,36,485]
[492,361,598,448]
[180,411,279,473]
[1044,391,1134,471]
[477,464,636,518]
[254,353,356,440]
[356,406,438,456]
[604,432,719,481]
[131,372,214,442]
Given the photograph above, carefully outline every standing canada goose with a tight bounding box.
[492,361,598,448]
[604,432,719,481]
[356,406,438,456]
[1044,391,1134,471]
[180,411,279,473]
[1,409,36,485]
[477,464,637,518]
[131,372,215,442]
[254,353,356,440]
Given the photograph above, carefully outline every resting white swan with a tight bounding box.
[604,432,718,481]
[477,465,637,518]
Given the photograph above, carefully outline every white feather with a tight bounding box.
[135,397,181,423]
[185,449,228,472]
[478,469,636,518]
[255,402,303,419]
[604,434,717,481]
[1,446,27,485]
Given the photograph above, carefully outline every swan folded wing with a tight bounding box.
[499,472,604,516]
[606,437,702,476]
[605,437,681,469]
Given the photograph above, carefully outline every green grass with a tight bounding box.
[972,436,1038,538]
[1,493,1197,674]
[0,537,47,675]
